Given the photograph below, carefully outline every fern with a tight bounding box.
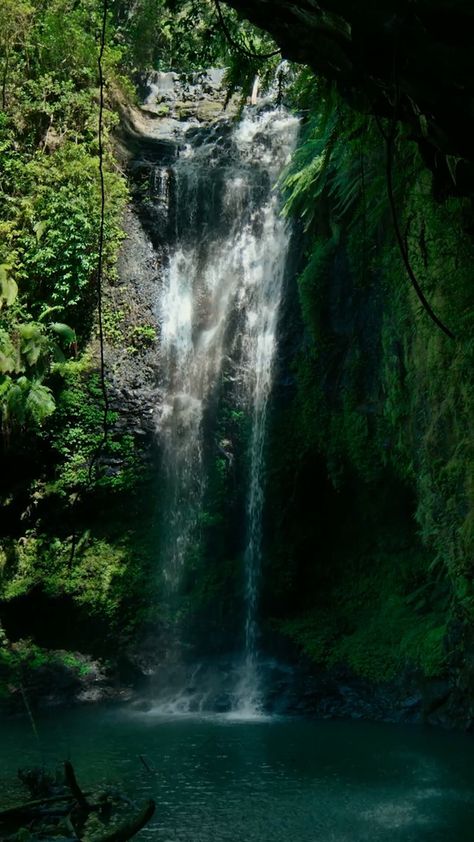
[283,74,412,246]
[0,318,76,431]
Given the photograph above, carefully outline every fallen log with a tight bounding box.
[138,754,155,774]
[0,793,78,823]
[1,762,155,841]
[93,799,156,842]
[64,761,89,811]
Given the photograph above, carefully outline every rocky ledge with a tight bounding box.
[102,69,245,470]
[0,651,135,716]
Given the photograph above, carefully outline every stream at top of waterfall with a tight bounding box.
[1,707,474,842]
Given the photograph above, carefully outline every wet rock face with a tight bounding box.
[106,207,162,442]
[0,651,132,714]
[121,68,239,152]
[264,659,474,729]
[140,68,236,129]
[109,70,239,457]
[110,69,284,455]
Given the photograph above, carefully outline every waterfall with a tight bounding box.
[148,80,298,713]
[230,112,298,714]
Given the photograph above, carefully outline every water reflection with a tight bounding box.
[1,710,474,841]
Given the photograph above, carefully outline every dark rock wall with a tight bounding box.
[222,0,474,198]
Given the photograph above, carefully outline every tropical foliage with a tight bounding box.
[0,0,473,710]
[264,70,474,682]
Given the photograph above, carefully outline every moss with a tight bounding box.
[103,308,125,345]
[297,239,335,343]
[0,492,159,652]
[378,189,474,585]
[0,636,92,698]
[268,85,474,686]
[42,358,142,495]
[278,545,449,682]
[129,324,157,348]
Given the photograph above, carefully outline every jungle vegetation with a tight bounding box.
[0,0,472,713]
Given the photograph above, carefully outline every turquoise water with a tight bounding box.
[1,708,474,841]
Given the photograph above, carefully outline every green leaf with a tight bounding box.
[38,305,64,322]
[51,342,66,363]
[0,330,18,374]
[0,265,18,308]
[50,322,76,344]
[34,220,47,241]
[26,381,56,423]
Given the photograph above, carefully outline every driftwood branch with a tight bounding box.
[0,763,155,842]
[0,793,77,823]
[138,754,155,774]
[94,799,156,842]
[64,761,90,811]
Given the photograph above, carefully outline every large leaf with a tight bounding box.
[51,342,66,363]
[38,305,64,322]
[0,330,18,374]
[34,220,48,241]
[0,265,18,309]
[3,376,29,425]
[25,381,56,423]
[50,322,76,344]
[0,376,55,427]
[18,323,45,366]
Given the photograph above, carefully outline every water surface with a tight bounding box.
[1,708,474,841]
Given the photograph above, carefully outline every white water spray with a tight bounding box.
[153,98,298,714]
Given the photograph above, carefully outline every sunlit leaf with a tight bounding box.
[0,265,18,308]
[34,220,48,241]
[50,322,76,344]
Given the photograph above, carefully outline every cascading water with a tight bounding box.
[231,112,299,714]
[147,75,298,714]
